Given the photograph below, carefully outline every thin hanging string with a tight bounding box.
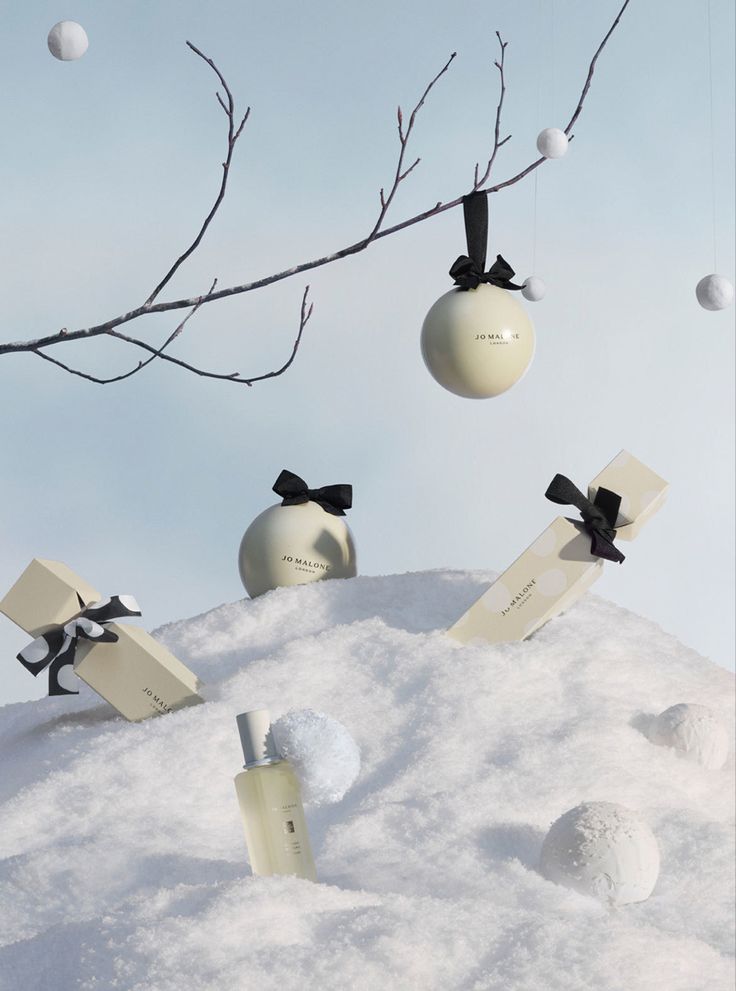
[530,0,544,275]
[706,0,718,270]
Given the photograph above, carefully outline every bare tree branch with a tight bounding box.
[0,0,632,383]
[143,42,251,307]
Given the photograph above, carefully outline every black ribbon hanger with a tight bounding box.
[273,469,352,517]
[545,474,626,564]
[449,191,524,291]
[17,594,142,696]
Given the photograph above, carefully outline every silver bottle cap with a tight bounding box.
[236,709,281,768]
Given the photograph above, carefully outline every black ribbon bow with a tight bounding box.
[449,191,524,291]
[273,469,352,517]
[17,594,142,696]
[545,474,626,564]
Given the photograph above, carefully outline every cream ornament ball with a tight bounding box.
[648,703,729,770]
[540,801,660,905]
[47,21,89,61]
[695,274,734,311]
[238,469,357,599]
[521,276,546,302]
[536,127,568,159]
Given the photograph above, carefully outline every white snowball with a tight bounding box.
[540,801,660,905]
[272,708,360,805]
[536,127,568,159]
[522,276,546,301]
[695,274,734,311]
[47,21,89,61]
[648,703,729,770]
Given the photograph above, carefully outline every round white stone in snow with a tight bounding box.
[521,276,546,302]
[47,21,89,61]
[540,801,660,905]
[648,703,729,770]
[272,709,360,805]
[536,127,568,159]
[695,274,734,311]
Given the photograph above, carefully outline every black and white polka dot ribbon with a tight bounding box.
[17,594,142,696]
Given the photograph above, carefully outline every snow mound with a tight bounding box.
[0,570,733,991]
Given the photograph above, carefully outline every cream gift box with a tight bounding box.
[0,559,204,721]
[448,451,668,645]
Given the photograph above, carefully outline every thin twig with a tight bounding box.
[474,32,511,189]
[1,0,632,383]
[143,42,250,307]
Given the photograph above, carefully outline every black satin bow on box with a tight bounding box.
[449,191,524,291]
[17,593,142,696]
[273,469,352,517]
[545,474,626,564]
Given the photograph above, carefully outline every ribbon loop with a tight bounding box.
[449,192,523,291]
[545,474,625,564]
[17,594,142,696]
[272,469,352,517]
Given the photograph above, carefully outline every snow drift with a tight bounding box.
[0,570,733,990]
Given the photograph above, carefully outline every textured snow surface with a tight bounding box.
[0,570,733,991]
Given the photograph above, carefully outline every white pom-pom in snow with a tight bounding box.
[522,276,546,301]
[272,708,360,805]
[536,127,568,159]
[540,801,660,905]
[47,21,89,61]
[695,274,734,311]
[648,703,729,769]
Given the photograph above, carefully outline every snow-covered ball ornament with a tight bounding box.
[695,274,734,311]
[536,127,568,159]
[272,709,360,805]
[540,801,660,905]
[421,192,535,399]
[47,21,88,61]
[522,276,546,302]
[238,469,357,598]
[648,703,729,769]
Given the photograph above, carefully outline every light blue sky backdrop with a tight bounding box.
[1,0,734,704]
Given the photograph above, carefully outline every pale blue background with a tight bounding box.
[1,0,734,704]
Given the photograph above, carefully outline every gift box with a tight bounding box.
[448,451,668,645]
[1,559,204,721]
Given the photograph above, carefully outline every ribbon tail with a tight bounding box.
[47,638,79,696]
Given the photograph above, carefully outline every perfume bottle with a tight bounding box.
[234,709,317,881]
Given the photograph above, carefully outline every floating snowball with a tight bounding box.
[648,703,729,770]
[272,708,360,805]
[536,127,568,159]
[540,801,660,905]
[695,274,734,311]
[522,276,546,302]
[47,21,89,61]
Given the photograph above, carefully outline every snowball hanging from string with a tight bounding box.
[696,274,734,311]
[522,276,546,302]
[420,192,535,399]
[47,21,89,61]
[540,801,660,905]
[536,127,568,159]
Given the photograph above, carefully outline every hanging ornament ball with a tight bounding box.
[540,801,660,905]
[521,276,546,302]
[239,500,357,598]
[272,709,361,805]
[536,127,568,159]
[47,21,89,61]
[421,284,535,398]
[695,274,734,311]
[648,703,729,770]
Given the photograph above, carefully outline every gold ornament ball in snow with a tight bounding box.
[47,21,89,61]
[540,801,660,905]
[522,276,546,302]
[421,283,535,398]
[695,274,734,311]
[536,127,568,159]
